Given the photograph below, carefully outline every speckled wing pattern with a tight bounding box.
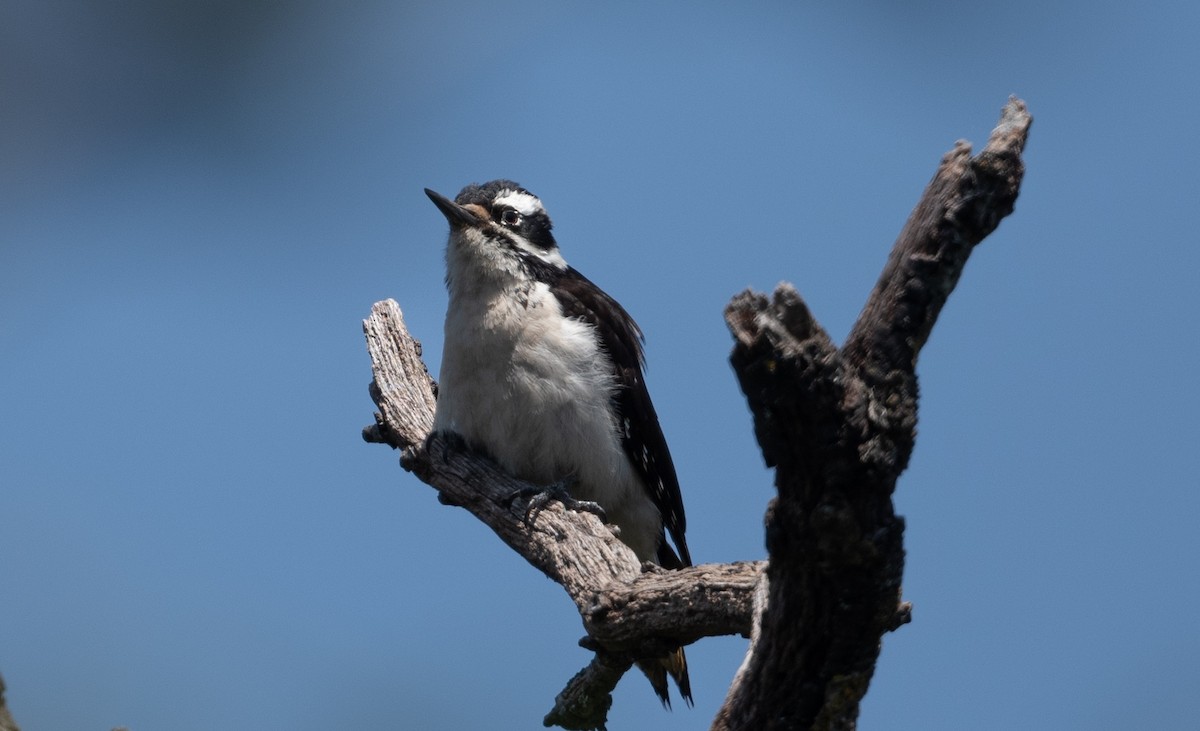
[548,268,691,569]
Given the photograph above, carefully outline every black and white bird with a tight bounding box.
[425,179,692,705]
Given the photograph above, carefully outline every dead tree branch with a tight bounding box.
[363,97,1030,731]
[0,675,20,731]
[363,300,761,730]
[713,97,1030,731]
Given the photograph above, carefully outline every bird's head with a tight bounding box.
[425,180,567,285]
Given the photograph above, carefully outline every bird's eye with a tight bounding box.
[500,209,521,226]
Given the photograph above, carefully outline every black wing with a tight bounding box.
[549,267,691,568]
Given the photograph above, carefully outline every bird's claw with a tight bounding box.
[507,479,608,527]
[426,430,468,464]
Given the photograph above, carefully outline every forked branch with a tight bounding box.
[714,97,1029,731]
[363,97,1030,731]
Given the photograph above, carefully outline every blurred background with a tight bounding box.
[2,2,1197,729]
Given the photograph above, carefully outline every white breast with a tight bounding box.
[434,279,661,560]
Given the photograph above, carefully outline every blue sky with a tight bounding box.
[2,2,1197,729]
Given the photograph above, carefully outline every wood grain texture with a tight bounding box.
[713,97,1030,731]
[362,98,1030,731]
[362,299,758,730]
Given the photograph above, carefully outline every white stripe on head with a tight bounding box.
[510,234,568,269]
[493,189,544,217]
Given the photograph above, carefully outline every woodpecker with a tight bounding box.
[425,180,692,706]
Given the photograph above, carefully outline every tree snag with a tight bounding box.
[0,675,20,731]
[363,97,1031,731]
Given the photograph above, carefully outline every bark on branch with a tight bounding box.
[0,675,20,731]
[363,97,1030,731]
[363,300,760,730]
[713,97,1030,731]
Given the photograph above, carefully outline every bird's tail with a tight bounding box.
[637,646,692,708]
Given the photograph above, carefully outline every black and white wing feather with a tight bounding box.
[549,269,691,568]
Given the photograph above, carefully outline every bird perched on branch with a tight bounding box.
[425,179,692,706]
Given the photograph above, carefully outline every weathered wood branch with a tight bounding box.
[543,650,634,730]
[584,561,763,649]
[364,97,1029,731]
[362,299,760,730]
[0,675,20,731]
[713,97,1030,731]
[843,96,1032,373]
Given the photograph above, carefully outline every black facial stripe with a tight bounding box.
[455,179,557,251]
[518,248,565,282]
[517,211,556,251]
[481,226,562,281]
[488,205,555,253]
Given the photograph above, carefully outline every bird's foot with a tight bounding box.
[425,430,468,463]
[507,479,608,527]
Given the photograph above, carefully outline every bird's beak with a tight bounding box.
[425,188,482,228]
